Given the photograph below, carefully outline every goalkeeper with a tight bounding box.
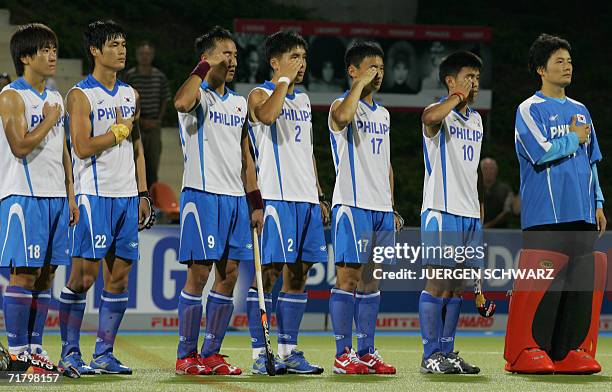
[507,33,606,375]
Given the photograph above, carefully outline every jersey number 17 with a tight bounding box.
[371,138,383,154]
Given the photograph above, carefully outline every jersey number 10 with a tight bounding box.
[462,144,474,161]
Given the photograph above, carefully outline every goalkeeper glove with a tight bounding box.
[110,124,130,145]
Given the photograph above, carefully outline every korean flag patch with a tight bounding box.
[576,113,586,123]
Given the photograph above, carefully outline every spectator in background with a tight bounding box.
[0,72,11,89]
[481,157,514,228]
[124,40,171,188]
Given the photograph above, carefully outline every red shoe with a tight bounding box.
[333,348,370,374]
[554,349,601,375]
[504,348,554,374]
[176,353,212,375]
[199,353,242,375]
[358,350,396,374]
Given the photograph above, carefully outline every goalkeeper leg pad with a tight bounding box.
[504,249,568,373]
[579,251,607,358]
[551,252,605,374]
[550,251,606,358]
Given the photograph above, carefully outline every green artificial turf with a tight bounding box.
[3,334,610,391]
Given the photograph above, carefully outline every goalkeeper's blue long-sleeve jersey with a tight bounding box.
[514,91,603,229]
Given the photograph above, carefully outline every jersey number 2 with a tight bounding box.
[295,125,302,142]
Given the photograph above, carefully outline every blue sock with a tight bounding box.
[247,288,272,351]
[355,291,380,357]
[329,288,354,357]
[177,290,203,359]
[3,286,32,354]
[59,287,86,358]
[440,297,462,354]
[276,292,307,357]
[200,291,234,358]
[30,289,51,353]
[419,291,444,359]
[94,290,128,357]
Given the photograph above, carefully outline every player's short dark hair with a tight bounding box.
[528,33,571,80]
[344,41,384,69]
[195,26,233,56]
[264,30,307,63]
[438,51,482,90]
[10,23,57,76]
[83,20,125,71]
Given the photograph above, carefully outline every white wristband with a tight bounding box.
[278,76,291,85]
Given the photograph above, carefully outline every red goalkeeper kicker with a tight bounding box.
[580,251,607,358]
[504,249,569,368]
